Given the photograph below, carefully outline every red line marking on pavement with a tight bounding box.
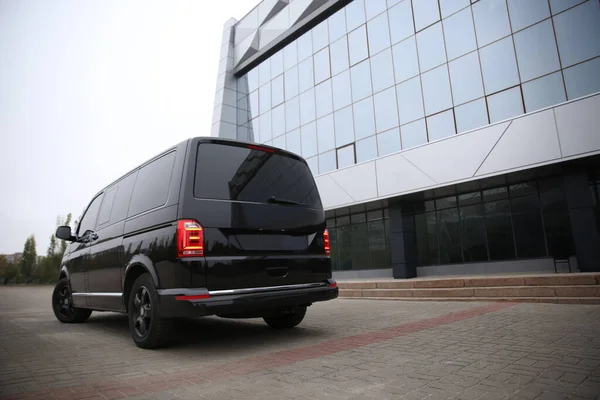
[2,302,514,400]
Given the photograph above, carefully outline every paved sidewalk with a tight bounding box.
[0,286,599,399]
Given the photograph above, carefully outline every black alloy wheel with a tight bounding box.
[132,286,152,338]
[52,277,92,323]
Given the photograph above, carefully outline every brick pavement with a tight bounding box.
[0,286,599,399]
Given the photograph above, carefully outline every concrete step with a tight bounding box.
[338,273,600,290]
[339,285,600,298]
[341,297,600,305]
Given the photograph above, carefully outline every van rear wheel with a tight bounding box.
[128,273,168,349]
[263,306,306,329]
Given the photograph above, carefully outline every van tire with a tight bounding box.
[127,273,168,349]
[52,278,92,323]
[263,306,307,329]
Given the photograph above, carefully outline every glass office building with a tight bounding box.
[212,0,600,278]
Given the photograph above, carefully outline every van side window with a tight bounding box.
[97,186,118,226]
[128,151,176,217]
[109,171,137,224]
[77,193,104,237]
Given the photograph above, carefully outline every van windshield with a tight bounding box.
[194,143,323,209]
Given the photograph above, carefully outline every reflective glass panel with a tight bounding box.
[460,203,488,262]
[563,56,600,100]
[350,60,373,102]
[249,90,259,120]
[401,119,427,149]
[374,86,400,132]
[367,12,391,55]
[299,88,316,126]
[319,150,337,174]
[439,0,470,18]
[298,57,314,94]
[317,114,335,152]
[421,64,453,116]
[353,96,376,140]
[553,1,600,68]
[522,71,566,112]
[271,104,285,138]
[312,20,329,53]
[549,0,585,14]
[259,83,271,114]
[297,31,313,62]
[259,60,271,86]
[286,128,302,156]
[413,0,441,32]
[437,207,462,264]
[370,48,395,93]
[346,0,366,32]
[507,0,550,32]
[285,96,300,131]
[512,195,546,258]
[330,36,350,76]
[479,36,520,94]
[472,0,511,47]
[329,8,347,42]
[487,86,524,123]
[356,136,378,162]
[332,70,352,110]
[315,79,334,118]
[392,37,419,83]
[271,75,284,107]
[272,134,285,149]
[337,145,356,169]
[301,121,318,157]
[365,0,387,21]
[455,98,489,133]
[396,77,425,124]
[306,156,318,175]
[377,127,402,156]
[247,68,259,93]
[348,24,369,65]
[416,22,447,72]
[389,0,415,44]
[314,47,331,84]
[271,50,284,79]
[427,109,456,141]
[284,66,299,101]
[283,40,298,71]
[416,212,439,265]
[334,106,355,147]
[485,199,515,260]
[259,110,272,142]
[443,7,477,61]
[514,20,560,82]
[449,51,484,105]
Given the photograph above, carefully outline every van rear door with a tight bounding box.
[181,140,331,291]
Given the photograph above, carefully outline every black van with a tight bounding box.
[53,137,338,349]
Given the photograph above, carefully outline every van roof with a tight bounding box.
[88,136,303,201]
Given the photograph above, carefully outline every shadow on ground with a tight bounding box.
[83,311,331,353]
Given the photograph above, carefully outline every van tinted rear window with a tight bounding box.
[194,143,322,209]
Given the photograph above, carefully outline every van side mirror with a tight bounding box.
[56,226,76,242]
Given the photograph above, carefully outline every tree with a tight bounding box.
[0,255,18,284]
[20,235,37,283]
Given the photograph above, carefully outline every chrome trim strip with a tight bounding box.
[72,292,123,297]
[209,282,326,296]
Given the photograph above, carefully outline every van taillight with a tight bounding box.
[323,229,330,256]
[177,220,204,258]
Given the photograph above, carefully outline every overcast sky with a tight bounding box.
[0,0,253,255]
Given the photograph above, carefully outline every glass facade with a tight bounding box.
[236,0,600,174]
[326,164,588,272]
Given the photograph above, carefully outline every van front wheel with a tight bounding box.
[128,273,168,349]
[52,278,92,323]
[263,306,306,329]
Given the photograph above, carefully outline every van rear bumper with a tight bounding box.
[156,280,338,318]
